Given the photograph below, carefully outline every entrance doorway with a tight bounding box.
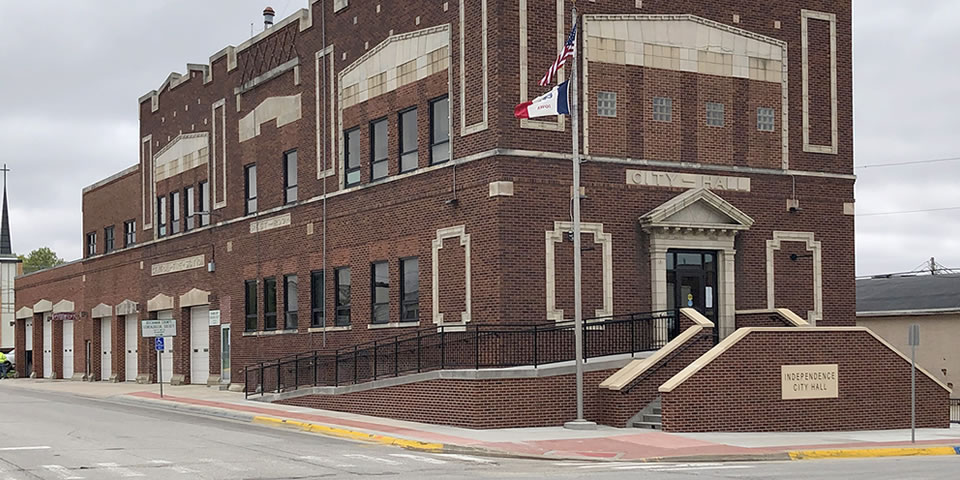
[667,250,719,343]
[189,306,210,385]
[220,324,231,384]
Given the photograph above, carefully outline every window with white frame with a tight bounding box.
[757,107,776,132]
[597,92,617,117]
[706,102,725,127]
[653,97,672,122]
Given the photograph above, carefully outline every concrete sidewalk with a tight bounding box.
[3,378,958,462]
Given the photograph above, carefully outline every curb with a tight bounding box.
[788,446,960,460]
[250,416,445,452]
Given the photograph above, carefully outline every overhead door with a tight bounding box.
[157,310,174,383]
[101,319,112,380]
[124,314,138,382]
[62,320,74,379]
[190,306,210,384]
[43,314,52,378]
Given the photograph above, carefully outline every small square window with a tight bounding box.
[706,102,725,127]
[653,97,672,122]
[597,92,617,117]
[757,107,776,132]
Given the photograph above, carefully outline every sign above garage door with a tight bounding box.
[141,319,177,338]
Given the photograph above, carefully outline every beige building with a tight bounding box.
[857,274,960,392]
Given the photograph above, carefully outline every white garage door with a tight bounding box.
[25,319,33,351]
[124,314,138,382]
[43,314,52,379]
[62,320,74,379]
[157,310,174,383]
[190,306,210,385]
[101,319,112,381]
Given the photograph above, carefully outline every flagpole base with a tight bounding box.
[563,419,598,431]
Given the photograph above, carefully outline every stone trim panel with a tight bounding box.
[545,221,613,321]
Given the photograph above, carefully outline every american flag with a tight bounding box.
[539,20,578,87]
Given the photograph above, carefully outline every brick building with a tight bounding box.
[17,0,930,431]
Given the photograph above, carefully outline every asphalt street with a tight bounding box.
[0,387,956,479]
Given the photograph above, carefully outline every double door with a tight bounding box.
[667,250,719,344]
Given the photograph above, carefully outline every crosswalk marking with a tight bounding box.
[389,453,447,465]
[435,454,497,465]
[555,461,753,473]
[0,446,51,452]
[149,460,198,474]
[95,463,144,478]
[343,454,402,466]
[42,465,83,480]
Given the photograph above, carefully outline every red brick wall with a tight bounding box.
[736,312,795,329]
[661,329,951,432]
[83,169,140,257]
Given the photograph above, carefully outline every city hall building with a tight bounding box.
[14,0,952,430]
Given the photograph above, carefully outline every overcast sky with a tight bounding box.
[0,1,957,277]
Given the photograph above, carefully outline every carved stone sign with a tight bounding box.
[781,364,839,400]
[151,255,205,276]
[626,170,751,192]
[250,213,292,233]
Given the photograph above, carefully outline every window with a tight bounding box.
[157,196,167,237]
[653,97,672,122]
[335,267,351,326]
[400,257,419,323]
[199,181,210,227]
[430,96,450,164]
[264,277,277,330]
[284,150,298,203]
[706,102,725,127]
[245,280,258,332]
[104,226,115,253]
[86,232,97,257]
[597,92,617,117]
[170,191,181,234]
[244,164,257,215]
[124,220,136,247]
[757,107,776,132]
[371,262,389,325]
[284,275,298,330]
[371,119,388,181]
[184,186,195,231]
[344,128,361,187]
[311,270,325,328]
[399,108,418,173]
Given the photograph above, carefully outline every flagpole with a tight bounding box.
[564,0,595,431]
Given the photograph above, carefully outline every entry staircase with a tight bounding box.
[632,397,663,429]
[244,311,677,398]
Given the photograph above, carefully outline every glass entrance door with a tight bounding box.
[667,250,719,343]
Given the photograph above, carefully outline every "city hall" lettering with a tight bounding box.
[626,170,751,192]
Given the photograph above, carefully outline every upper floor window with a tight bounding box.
[399,108,418,173]
[311,270,325,328]
[400,257,419,323]
[335,267,351,326]
[345,128,362,187]
[757,107,776,132]
[157,196,167,237]
[245,280,257,332]
[706,102,725,127]
[104,226,115,253]
[371,118,388,181]
[597,91,617,117]
[124,220,136,247]
[653,97,673,123]
[184,186,195,231]
[199,181,210,227]
[284,274,298,330]
[264,277,277,330]
[244,164,257,215]
[86,232,97,257]
[284,150,298,204]
[430,96,450,164]
[170,191,181,235]
[371,261,389,325]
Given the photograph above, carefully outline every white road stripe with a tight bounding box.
[435,454,497,465]
[342,454,401,466]
[0,446,51,451]
[389,453,447,465]
[95,463,144,478]
[148,460,198,474]
[299,456,355,468]
[42,465,84,480]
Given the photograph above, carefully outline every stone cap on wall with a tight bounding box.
[735,308,811,327]
[15,306,33,319]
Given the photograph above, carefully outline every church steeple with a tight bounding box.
[0,164,11,256]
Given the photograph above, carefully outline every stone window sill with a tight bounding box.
[307,326,352,333]
[367,321,420,330]
[242,329,298,337]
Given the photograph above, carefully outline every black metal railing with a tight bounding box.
[244,310,675,398]
[951,399,959,424]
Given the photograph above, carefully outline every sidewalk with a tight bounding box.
[3,378,959,462]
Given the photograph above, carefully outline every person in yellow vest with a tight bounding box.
[0,351,9,379]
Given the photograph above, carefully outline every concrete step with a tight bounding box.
[652,407,662,415]
[631,421,662,430]
[642,414,662,424]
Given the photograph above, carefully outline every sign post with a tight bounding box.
[155,337,165,398]
[908,324,920,444]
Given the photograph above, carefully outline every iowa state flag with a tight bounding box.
[514,80,570,119]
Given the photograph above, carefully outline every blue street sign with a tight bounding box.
[155,337,165,352]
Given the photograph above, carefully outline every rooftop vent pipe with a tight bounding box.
[263,7,275,29]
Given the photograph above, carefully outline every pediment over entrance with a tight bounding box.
[91,303,113,319]
[179,288,210,308]
[640,188,754,232]
[15,307,33,319]
[52,300,75,314]
[147,293,174,312]
[116,300,139,316]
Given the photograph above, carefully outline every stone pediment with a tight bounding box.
[179,288,211,308]
[147,293,174,312]
[33,299,52,313]
[116,300,139,316]
[640,188,754,232]
[15,307,33,319]
[91,303,113,319]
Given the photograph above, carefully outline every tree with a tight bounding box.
[18,247,65,274]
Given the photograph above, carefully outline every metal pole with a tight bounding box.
[911,341,916,444]
[157,346,163,399]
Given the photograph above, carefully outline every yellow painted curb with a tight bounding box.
[789,446,958,460]
[251,416,444,451]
